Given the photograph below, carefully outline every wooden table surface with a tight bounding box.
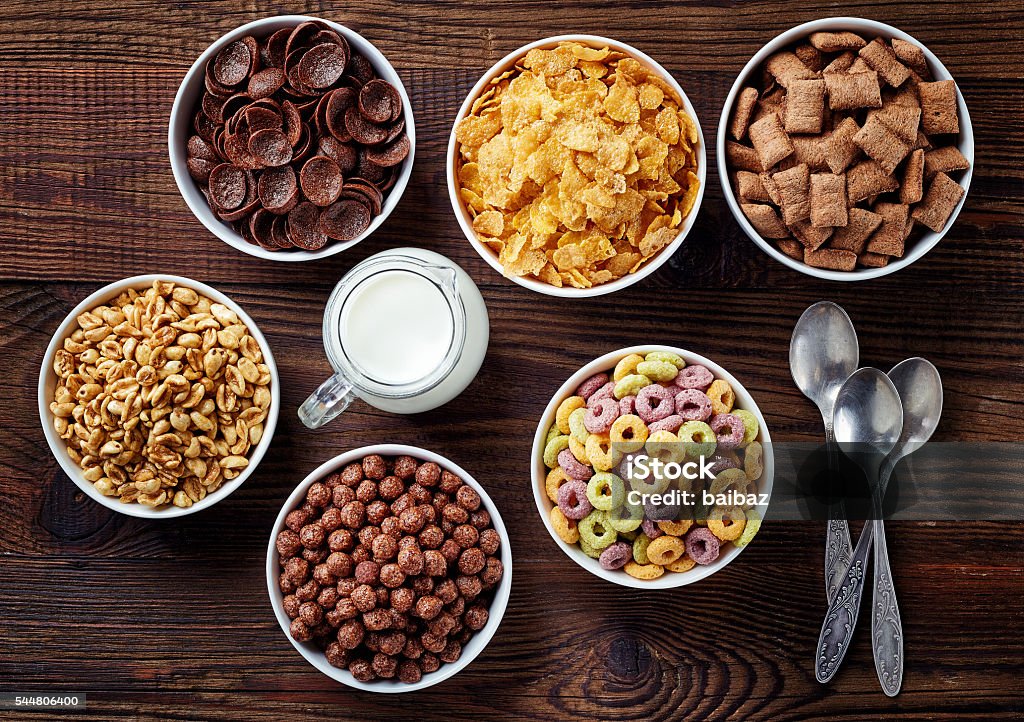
[1,0,1022,719]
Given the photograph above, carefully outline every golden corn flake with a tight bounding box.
[454,41,700,288]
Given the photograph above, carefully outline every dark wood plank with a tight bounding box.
[0,0,1022,719]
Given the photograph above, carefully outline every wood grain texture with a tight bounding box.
[0,0,1022,719]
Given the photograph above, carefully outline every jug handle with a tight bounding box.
[298,373,354,429]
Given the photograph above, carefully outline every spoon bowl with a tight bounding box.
[887,357,944,460]
[790,301,860,420]
[834,367,904,480]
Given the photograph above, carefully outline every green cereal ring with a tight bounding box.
[543,434,570,468]
[632,533,652,564]
[732,409,759,447]
[744,441,764,482]
[636,360,678,383]
[678,420,717,459]
[628,465,670,495]
[578,510,617,550]
[609,497,644,533]
[619,528,640,541]
[645,350,686,369]
[734,509,762,547]
[587,473,625,511]
[569,406,590,443]
[614,374,651,399]
[546,424,561,444]
[579,537,603,558]
[709,468,751,497]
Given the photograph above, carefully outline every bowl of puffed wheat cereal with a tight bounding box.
[267,445,511,691]
[38,275,279,518]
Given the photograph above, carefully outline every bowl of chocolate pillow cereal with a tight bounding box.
[267,445,511,692]
[718,17,973,280]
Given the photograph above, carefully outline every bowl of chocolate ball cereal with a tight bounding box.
[267,445,511,691]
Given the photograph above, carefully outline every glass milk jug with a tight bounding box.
[299,248,489,428]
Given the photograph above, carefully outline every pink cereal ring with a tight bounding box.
[558,448,593,481]
[675,364,714,390]
[635,384,675,423]
[675,389,713,421]
[710,413,745,449]
[557,479,593,520]
[649,414,684,433]
[619,395,637,416]
[685,527,721,565]
[707,453,739,475]
[576,372,609,400]
[641,519,664,539]
[586,381,616,407]
[584,397,619,433]
[599,541,632,570]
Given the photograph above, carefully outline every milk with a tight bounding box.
[340,270,455,385]
[299,247,489,427]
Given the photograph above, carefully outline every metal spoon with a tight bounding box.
[867,357,943,696]
[790,302,860,600]
[815,368,903,685]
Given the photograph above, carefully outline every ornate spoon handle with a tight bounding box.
[871,472,904,696]
[816,520,873,683]
[824,424,853,601]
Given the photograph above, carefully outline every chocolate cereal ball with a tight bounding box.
[470,509,491,530]
[456,485,481,511]
[290,618,313,642]
[423,550,447,577]
[452,524,479,549]
[362,454,387,479]
[328,529,355,552]
[390,587,415,613]
[458,548,486,576]
[393,455,418,479]
[340,462,364,487]
[348,658,374,682]
[379,475,404,500]
[285,507,311,533]
[415,462,441,487]
[481,557,504,586]
[337,619,365,649]
[397,547,425,576]
[351,584,377,613]
[398,659,422,684]
[325,642,350,669]
[299,601,324,626]
[283,594,301,619]
[478,528,500,556]
[415,595,443,621]
[276,530,302,557]
[339,501,366,529]
[379,563,406,588]
[332,485,356,507]
[439,470,462,494]
[357,480,378,505]
[306,482,331,507]
[300,522,326,549]
[372,652,398,678]
[418,525,444,549]
[372,533,398,562]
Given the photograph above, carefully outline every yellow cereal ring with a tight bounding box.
[632,534,653,564]
[543,434,570,468]
[744,441,764,481]
[545,467,570,503]
[657,518,693,536]
[585,432,621,471]
[646,535,686,565]
[568,406,589,443]
[569,436,590,465]
[550,505,579,543]
[614,374,651,399]
[708,505,746,541]
[613,353,645,381]
[636,359,678,382]
[665,554,697,572]
[734,509,762,547]
[707,379,735,414]
[610,414,649,452]
[646,429,685,464]
[645,350,686,369]
[624,560,665,580]
[732,409,759,446]
[556,395,586,434]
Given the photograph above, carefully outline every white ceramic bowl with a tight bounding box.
[717,17,974,281]
[531,346,773,589]
[169,15,416,262]
[38,275,280,519]
[267,444,512,692]
[447,34,707,297]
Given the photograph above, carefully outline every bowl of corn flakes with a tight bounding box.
[448,36,705,297]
